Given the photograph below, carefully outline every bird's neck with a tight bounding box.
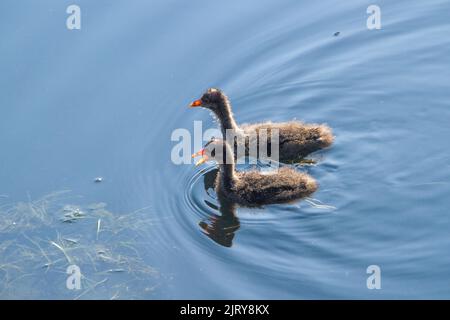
[218,164,237,190]
[215,99,239,138]
[217,142,237,190]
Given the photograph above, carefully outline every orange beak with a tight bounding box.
[190,99,203,108]
[192,148,208,166]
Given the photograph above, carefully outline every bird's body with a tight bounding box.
[190,88,334,163]
[218,167,317,206]
[196,139,317,207]
[238,120,333,162]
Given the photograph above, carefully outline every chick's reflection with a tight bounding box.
[199,169,240,248]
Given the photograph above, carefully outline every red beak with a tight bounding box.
[192,148,208,166]
[190,99,203,107]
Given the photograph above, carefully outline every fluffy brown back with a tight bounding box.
[218,167,317,206]
[242,120,334,161]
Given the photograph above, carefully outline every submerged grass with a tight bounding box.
[0,191,161,299]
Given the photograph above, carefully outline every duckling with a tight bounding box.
[190,88,334,163]
[192,139,317,207]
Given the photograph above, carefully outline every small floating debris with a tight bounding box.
[61,205,86,223]
[96,249,107,256]
[94,177,103,183]
[63,237,79,245]
[96,219,101,240]
[50,241,73,264]
[333,31,340,37]
[106,268,126,273]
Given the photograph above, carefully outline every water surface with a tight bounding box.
[1,0,450,299]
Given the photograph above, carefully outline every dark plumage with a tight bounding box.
[194,139,317,207]
[190,88,334,163]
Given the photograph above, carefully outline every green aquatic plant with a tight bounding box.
[0,191,70,233]
[0,191,161,299]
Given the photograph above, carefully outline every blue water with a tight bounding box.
[1,0,450,299]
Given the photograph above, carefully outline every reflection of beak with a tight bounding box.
[192,148,208,166]
[189,99,203,107]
